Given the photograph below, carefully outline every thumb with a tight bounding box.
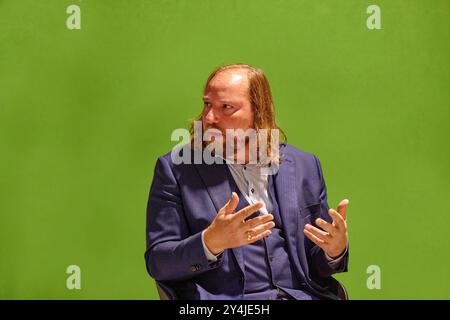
[221,192,239,215]
[337,199,349,220]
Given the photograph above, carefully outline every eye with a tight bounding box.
[222,104,233,110]
[203,102,212,108]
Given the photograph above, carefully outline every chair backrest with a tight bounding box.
[156,282,171,300]
[336,281,349,300]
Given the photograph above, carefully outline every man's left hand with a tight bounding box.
[303,199,349,259]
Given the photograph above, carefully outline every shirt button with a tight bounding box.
[243,166,246,170]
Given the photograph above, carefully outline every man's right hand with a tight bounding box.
[203,192,275,255]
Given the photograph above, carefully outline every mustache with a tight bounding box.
[203,125,224,134]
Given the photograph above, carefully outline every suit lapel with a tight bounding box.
[273,152,310,279]
[195,162,246,275]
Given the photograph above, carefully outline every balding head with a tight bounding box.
[202,67,254,132]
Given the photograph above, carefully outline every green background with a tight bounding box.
[1,0,449,299]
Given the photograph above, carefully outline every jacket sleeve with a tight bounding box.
[308,155,349,279]
[144,156,222,282]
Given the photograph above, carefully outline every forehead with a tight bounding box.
[204,69,249,99]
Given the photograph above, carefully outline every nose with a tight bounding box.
[203,106,219,124]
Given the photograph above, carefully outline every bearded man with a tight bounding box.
[145,64,349,300]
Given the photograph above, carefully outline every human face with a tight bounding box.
[202,69,254,136]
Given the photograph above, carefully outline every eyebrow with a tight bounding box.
[202,97,239,105]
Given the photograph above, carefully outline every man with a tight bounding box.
[145,64,349,300]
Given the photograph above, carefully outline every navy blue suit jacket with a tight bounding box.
[145,144,349,299]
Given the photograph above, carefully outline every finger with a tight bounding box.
[315,218,337,236]
[247,221,275,235]
[243,213,274,229]
[303,228,327,248]
[328,209,346,230]
[248,229,272,243]
[233,202,264,222]
[304,224,330,242]
[221,192,239,215]
[337,199,349,220]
